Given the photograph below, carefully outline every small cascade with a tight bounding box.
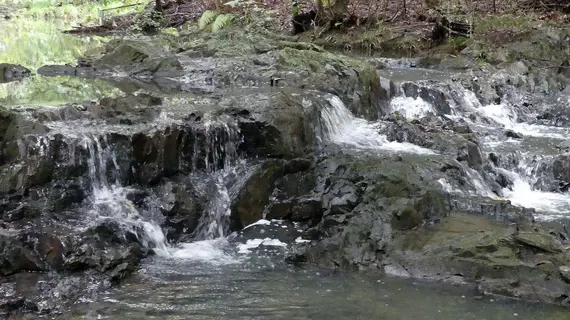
[191,119,242,172]
[192,169,236,240]
[81,135,169,254]
[164,161,253,264]
[494,154,570,220]
[320,94,435,154]
[477,103,570,139]
[389,96,436,120]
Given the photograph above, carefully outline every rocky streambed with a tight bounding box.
[2,16,570,318]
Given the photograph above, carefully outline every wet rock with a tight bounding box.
[553,154,570,179]
[505,129,523,139]
[0,297,38,315]
[450,196,534,224]
[93,39,184,78]
[231,91,317,158]
[452,124,471,134]
[0,235,47,276]
[514,231,563,253]
[36,234,65,270]
[495,172,512,189]
[0,64,31,83]
[37,64,96,77]
[384,121,429,146]
[456,142,483,168]
[556,140,570,152]
[230,161,285,230]
[0,203,40,222]
[155,179,205,242]
[390,213,570,306]
[63,221,148,273]
[401,82,452,115]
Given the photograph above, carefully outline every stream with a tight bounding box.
[2,7,570,320]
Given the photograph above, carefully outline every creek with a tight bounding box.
[1,7,570,320]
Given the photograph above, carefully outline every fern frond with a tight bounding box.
[198,10,219,30]
[211,14,233,32]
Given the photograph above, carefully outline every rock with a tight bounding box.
[453,124,471,134]
[0,297,38,315]
[36,234,65,270]
[401,82,452,115]
[231,91,317,158]
[63,221,148,273]
[0,64,31,83]
[505,129,523,139]
[456,142,483,168]
[514,231,563,253]
[230,161,285,230]
[155,179,205,242]
[93,39,184,78]
[0,235,47,276]
[556,140,570,152]
[559,266,570,284]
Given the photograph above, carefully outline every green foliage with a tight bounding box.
[211,14,233,32]
[198,10,234,32]
[133,9,166,33]
[448,36,469,54]
[0,76,121,107]
[199,10,219,30]
[0,17,107,70]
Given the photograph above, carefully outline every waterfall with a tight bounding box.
[399,81,570,220]
[320,94,435,154]
[81,135,169,254]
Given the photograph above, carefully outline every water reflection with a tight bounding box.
[76,261,569,320]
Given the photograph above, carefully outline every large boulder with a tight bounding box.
[391,213,570,305]
[93,39,184,78]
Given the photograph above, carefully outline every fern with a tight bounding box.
[198,10,218,30]
[211,14,233,32]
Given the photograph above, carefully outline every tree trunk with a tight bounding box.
[155,0,163,12]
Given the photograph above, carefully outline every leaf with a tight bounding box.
[223,0,241,7]
[211,14,233,32]
[198,10,218,30]
[321,0,329,5]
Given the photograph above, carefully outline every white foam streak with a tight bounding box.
[169,238,241,264]
[322,95,435,154]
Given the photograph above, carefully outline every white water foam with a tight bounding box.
[169,238,241,264]
[497,164,570,221]
[477,103,570,139]
[321,95,435,154]
[237,238,288,254]
[389,96,435,120]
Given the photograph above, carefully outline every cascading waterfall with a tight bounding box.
[79,119,246,260]
[396,80,570,220]
[320,94,435,154]
[81,135,169,254]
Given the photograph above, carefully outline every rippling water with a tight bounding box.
[75,253,568,320]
